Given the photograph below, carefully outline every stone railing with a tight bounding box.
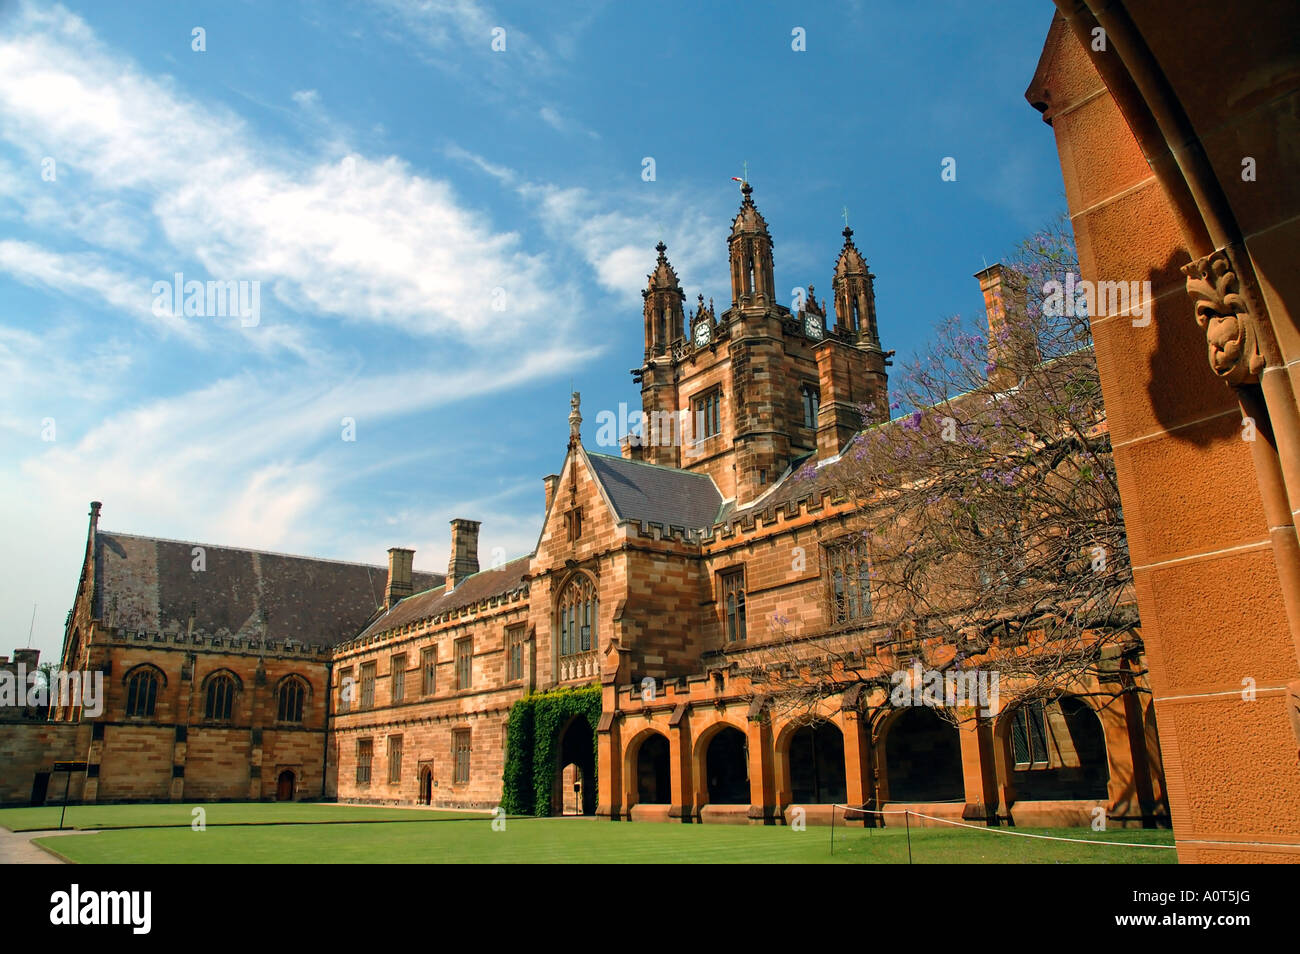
[558,650,599,683]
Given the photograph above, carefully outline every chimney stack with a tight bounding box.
[386,547,414,608]
[446,519,481,590]
[975,264,1035,390]
[543,475,560,514]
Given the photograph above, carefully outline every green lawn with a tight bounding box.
[4,803,1178,864]
[0,802,483,832]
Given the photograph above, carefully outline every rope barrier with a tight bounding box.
[830,803,1176,857]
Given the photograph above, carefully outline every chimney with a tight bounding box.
[446,519,481,590]
[975,264,1034,390]
[543,475,560,513]
[385,547,414,608]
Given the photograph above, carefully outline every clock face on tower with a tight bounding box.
[805,314,824,341]
[694,321,711,347]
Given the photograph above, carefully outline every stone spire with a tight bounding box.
[643,242,685,358]
[832,225,881,348]
[729,182,775,306]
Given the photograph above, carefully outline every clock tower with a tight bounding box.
[625,183,890,503]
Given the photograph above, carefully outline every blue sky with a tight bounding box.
[0,0,1066,662]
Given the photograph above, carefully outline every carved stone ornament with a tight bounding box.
[1182,247,1265,386]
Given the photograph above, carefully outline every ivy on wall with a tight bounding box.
[500,683,601,817]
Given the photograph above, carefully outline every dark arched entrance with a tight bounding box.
[276,770,295,801]
[1007,696,1110,800]
[788,722,847,804]
[636,734,670,804]
[705,727,749,805]
[884,708,963,801]
[419,766,433,805]
[554,717,597,816]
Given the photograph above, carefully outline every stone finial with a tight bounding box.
[568,391,582,446]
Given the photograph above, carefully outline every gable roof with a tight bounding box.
[351,554,531,642]
[93,530,442,648]
[585,452,725,533]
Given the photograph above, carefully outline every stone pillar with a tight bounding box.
[745,701,777,824]
[1027,3,1300,862]
[957,715,998,824]
[668,702,694,822]
[841,709,874,821]
[596,708,620,821]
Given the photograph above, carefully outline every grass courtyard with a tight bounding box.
[0,803,1177,864]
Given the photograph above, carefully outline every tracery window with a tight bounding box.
[557,574,597,657]
[125,667,160,718]
[826,536,873,624]
[204,672,237,721]
[277,675,307,723]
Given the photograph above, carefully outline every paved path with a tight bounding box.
[0,827,98,864]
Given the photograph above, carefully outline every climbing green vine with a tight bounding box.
[500,683,601,817]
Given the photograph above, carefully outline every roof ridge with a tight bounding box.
[96,529,447,578]
[586,450,715,479]
[444,553,533,590]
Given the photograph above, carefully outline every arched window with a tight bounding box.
[277,675,308,723]
[125,667,160,718]
[557,574,597,658]
[204,672,238,721]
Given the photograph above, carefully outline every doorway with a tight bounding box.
[276,770,295,801]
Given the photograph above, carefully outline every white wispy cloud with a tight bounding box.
[0,3,581,346]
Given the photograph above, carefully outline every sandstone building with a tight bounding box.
[7,182,1167,831]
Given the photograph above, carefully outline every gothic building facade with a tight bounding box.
[11,183,1166,828]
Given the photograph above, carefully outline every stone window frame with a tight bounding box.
[356,738,373,785]
[275,674,310,724]
[390,653,407,705]
[359,661,376,709]
[201,669,241,723]
[692,387,723,443]
[455,637,473,692]
[823,534,874,626]
[718,566,747,643]
[453,728,472,785]
[565,506,583,542]
[421,646,436,697]
[506,624,526,683]
[336,665,354,714]
[387,734,403,784]
[123,664,165,719]
[800,381,821,429]
[556,571,598,659]
[1010,700,1052,771]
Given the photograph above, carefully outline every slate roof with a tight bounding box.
[586,452,725,533]
[93,531,443,648]
[353,554,532,641]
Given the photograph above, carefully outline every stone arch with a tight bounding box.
[779,720,847,805]
[555,714,597,816]
[996,694,1110,801]
[694,721,749,806]
[880,707,964,802]
[623,727,671,808]
[275,769,296,801]
[418,765,434,805]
